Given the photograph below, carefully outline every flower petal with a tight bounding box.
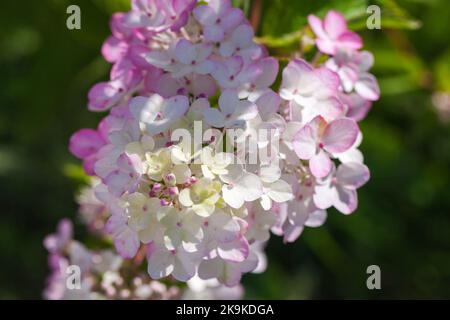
[322,118,359,154]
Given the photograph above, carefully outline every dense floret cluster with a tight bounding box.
[45,0,379,298]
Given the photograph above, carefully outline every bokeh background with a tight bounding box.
[1,0,449,299]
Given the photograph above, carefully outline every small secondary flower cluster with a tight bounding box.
[65,0,379,290]
[44,218,242,299]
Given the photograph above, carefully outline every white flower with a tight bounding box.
[220,164,263,209]
[258,164,293,210]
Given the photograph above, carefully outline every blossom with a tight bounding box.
[314,162,370,214]
[326,50,380,101]
[193,0,244,42]
[214,164,262,209]
[130,94,189,135]
[280,59,343,123]
[258,164,293,210]
[179,177,222,217]
[308,10,363,55]
[146,242,197,281]
[69,125,108,175]
[293,116,359,178]
[203,90,258,128]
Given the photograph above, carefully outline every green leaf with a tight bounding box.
[63,163,91,185]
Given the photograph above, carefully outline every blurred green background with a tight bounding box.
[1,0,449,299]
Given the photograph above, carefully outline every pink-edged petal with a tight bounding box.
[83,154,98,176]
[358,51,375,72]
[322,118,359,154]
[88,82,121,111]
[324,10,348,39]
[313,184,334,209]
[208,212,240,243]
[172,251,196,282]
[355,74,380,101]
[255,90,281,117]
[337,31,363,51]
[254,57,279,88]
[309,150,332,178]
[104,170,131,197]
[316,67,341,91]
[130,95,163,123]
[316,38,337,55]
[280,59,313,100]
[217,236,249,262]
[332,186,358,215]
[146,244,174,279]
[282,220,304,243]
[336,162,370,189]
[69,129,104,159]
[106,214,140,259]
[304,209,327,227]
[293,124,317,160]
[101,36,127,63]
[307,14,327,39]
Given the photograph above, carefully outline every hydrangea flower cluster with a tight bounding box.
[58,1,379,295]
[44,218,241,299]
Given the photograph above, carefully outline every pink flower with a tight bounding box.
[104,153,144,197]
[326,50,380,101]
[125,0,168,31]
[308,10,362,55]
[193,0,244,42]
[219,24,262,60]
[280,59,343,122]
[146,72,217,99]
[171,39,215,78]
[130,94,189,135]
[198,249,258,287]
[203,90,258,128]
[69,124,108,175]
[106,212,140,258]
[313,162,370,214]
[43,219,73,254]
[146,242,196,282]
[293,116,359,178]
[340,93,372,122]
[212,56,261,89]
[88,59,142,112]
[239,57,279,98]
